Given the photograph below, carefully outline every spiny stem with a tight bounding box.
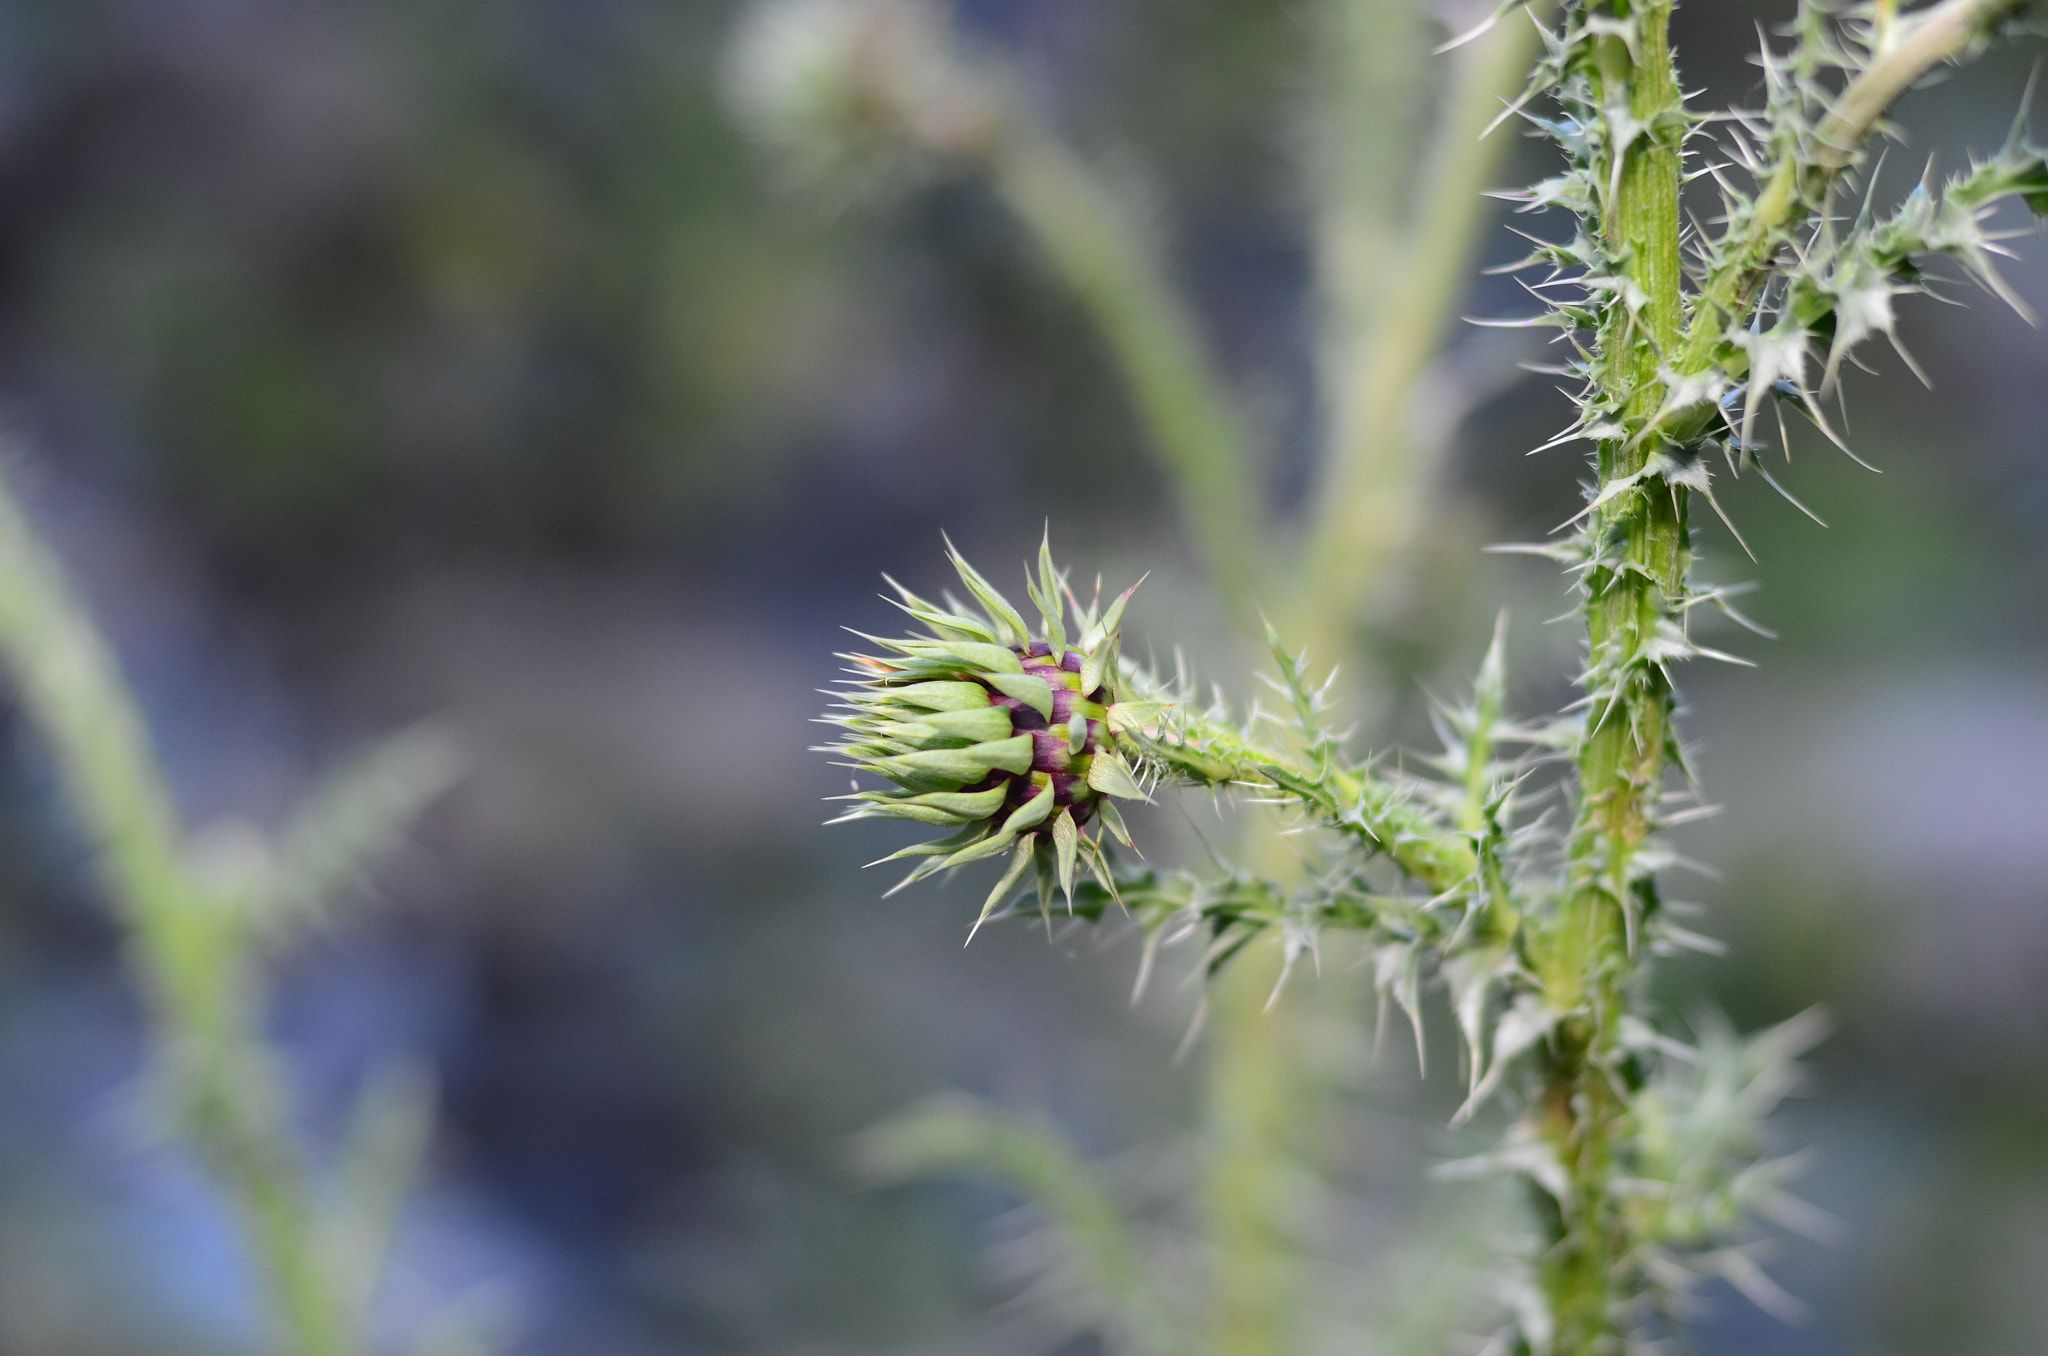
[1537,3,1685,1348]
[1815,0,2028,168]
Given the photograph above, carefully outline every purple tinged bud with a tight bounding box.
[824,538,1144,900]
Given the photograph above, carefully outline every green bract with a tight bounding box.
[820,535,1150,933]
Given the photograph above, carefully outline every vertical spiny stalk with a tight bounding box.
[1536,3,1684,1349]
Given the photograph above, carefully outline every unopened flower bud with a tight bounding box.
[819,533,1147,932]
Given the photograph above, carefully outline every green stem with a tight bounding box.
[1200,937,1302,1356]
[0,461,353,1356]
[990,129,1266,626]
[1517,5,2031,1348]
[1294,9,1547,656]
[1124,711,1477,892]
[1534,4,1684,1349]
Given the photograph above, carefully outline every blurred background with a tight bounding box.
[0,1,2043,1353]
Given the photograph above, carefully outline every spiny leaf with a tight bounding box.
[967,835,1039,944]
[943,533,1032,646]
[1029,527,1069,660]
[254,724,463,939]
[1085,749,1150,801]
[1051,808,1079,909]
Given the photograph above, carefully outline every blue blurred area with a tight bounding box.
[0,2,2043,1353]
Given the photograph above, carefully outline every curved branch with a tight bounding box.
[1815,0,2029,169]
[1687,0,2033,361]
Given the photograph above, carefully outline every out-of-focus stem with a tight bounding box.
[1314,0,1425,331]
[1815,0,2026,168]
[1197,8,1418,1346]
[990,131,1266,627]
[1293,8,1546,658]
[935,9,1542,1352]
[0,459,353,1356]
[1194,9,1541,1353]
[1200,934,1302,1356]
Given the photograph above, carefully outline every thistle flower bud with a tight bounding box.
[723,0,997,199]
[820,534,1148,933]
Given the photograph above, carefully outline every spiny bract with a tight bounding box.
[819,535,1151,932]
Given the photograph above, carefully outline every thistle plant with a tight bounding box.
[0,448,462,1356]
[738,4,1557,1346]
[798,0,2047,1351]
[1455,1,2043,1343]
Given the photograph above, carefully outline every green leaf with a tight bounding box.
[1078,578,1142,653]
[945,535,1033,646]
[883,582,996,643]
[1077,835,1118,901]
[999,779,1057,835]
[1029,528,1068,659]
[1079,632,1116,701]
[968,835,1039,942]
[1085,748,1149,801]
[888,681,1000,712]
[914,705,1014,743]
[1051,808,1078,908]
[1095,798,1134,849]
[873,719,952,749]
[896,785,1009,819]
[254,724,463,938]
[940,825,1025,869]
[881,734,1033,784]
[875,823,989,863]
[834,800,972,826]
[1034,835,1056,929]
[944,641,1024,674]
[983,671,1055,719]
